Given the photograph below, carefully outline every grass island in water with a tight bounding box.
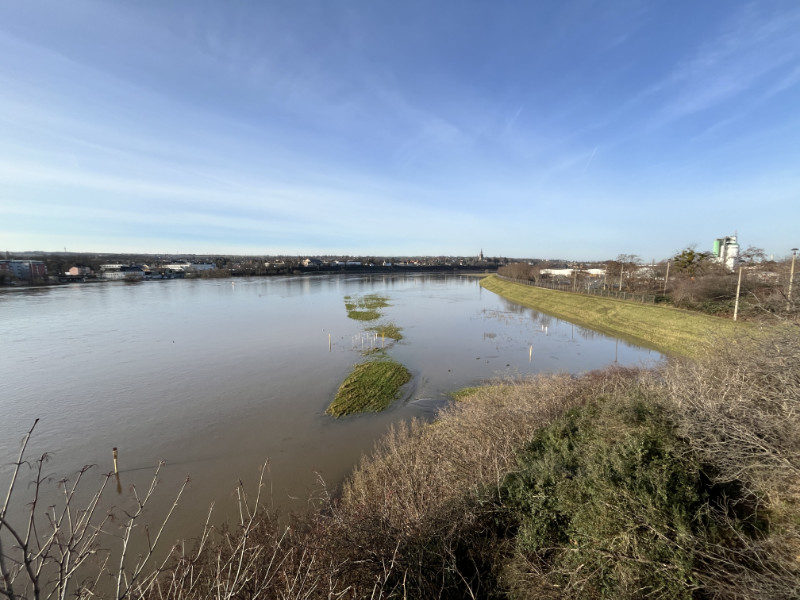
[326,358,411,417]
[344,294,390,321]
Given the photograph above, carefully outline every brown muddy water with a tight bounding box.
[1,273,659,555]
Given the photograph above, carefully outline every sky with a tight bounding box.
[1,1,799,260]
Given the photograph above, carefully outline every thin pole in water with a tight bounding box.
[112,447,119,474]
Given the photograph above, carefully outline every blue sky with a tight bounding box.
[1,1,799,260]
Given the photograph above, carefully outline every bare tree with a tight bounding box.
[0,420,186,600]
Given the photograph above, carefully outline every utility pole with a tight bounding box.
[788,248,798,311]
[663,260,670,294]
[733,264,744,321]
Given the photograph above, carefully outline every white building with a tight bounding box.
[712,235,739,271]
[162,262,215,272]
[100,265,144,281]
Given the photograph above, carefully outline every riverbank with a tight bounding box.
[480,274,744,357]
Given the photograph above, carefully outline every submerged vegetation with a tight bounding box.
[344,293,390,321]
[336,294,411,415]
[326,359,412,417]
[365,321,403,341]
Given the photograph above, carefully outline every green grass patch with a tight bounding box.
[481,275,745,357]
[347,309,381,321]
[366,322,403,341]
[344,294,390,321]
[361,294,390,310]
[327,359,412,417]
[449,386,483,400]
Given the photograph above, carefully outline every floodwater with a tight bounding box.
[1,274,659,547]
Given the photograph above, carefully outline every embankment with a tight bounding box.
[480,274,744,356]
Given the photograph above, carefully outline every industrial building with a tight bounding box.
[712,235,739,271]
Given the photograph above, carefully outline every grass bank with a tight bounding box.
[481,275,744,357]
[326,358,411,417]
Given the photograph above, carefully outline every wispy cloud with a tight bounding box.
[652,5,800,122]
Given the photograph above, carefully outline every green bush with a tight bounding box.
[501,396,726,598]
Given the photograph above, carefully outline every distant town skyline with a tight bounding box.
[1,2,799,260]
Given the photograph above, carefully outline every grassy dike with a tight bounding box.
[480,275,744,357]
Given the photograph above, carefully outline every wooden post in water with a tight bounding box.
[112,448,119,474]
[529,345,532,362]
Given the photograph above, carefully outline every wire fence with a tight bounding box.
[497,275,657,304]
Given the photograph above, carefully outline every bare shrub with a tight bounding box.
[660,325,800,598]
[143,468,345,600]
[0,421,188,600]
[498,262,537,282]
[663,326,800,492]
[670,273,737,309]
